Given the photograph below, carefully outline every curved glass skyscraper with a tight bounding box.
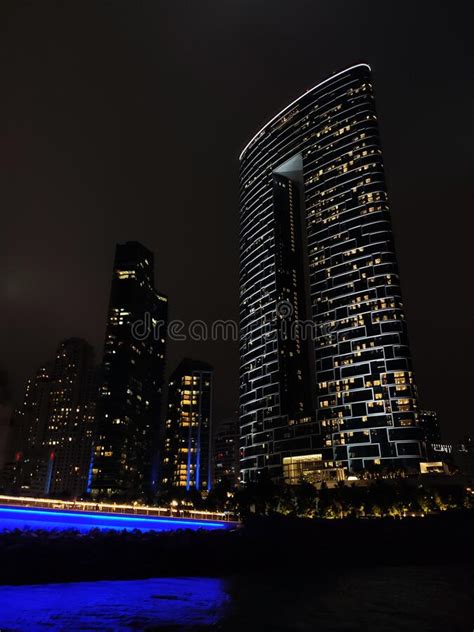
[239,64,422,483]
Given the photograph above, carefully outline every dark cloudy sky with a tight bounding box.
[0,1,472,440]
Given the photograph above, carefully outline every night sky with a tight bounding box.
[1,1,472,440]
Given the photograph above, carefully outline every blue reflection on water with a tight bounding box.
[0,505,228,533]
[0,577,228,630]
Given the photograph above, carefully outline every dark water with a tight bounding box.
[0,577,227,630]
[0,566,472,631]
[0,506,229,533]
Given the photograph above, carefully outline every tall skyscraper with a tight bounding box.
[161,359,213,492]
[3,338,96,497]
[92,242,167,499]
[239,63,422,483]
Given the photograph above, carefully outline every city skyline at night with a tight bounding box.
[0,60,468,490]
[0,52,469,492]
[0,5,472,629]
[1,2,472,448]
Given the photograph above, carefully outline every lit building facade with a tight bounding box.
[283,454,345,488]
[214,416,240,487]
[161,359,213,492]
[92,242,168,499]
[239,63,422,483]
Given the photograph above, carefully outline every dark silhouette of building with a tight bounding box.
[161,359,213,492]
[1,364,52,495]
[46,339,97,496]
[17,365,51,455]
[239,63,422,483]
[214,416,240,487]
[0,370,13,470]
[2,339,96,497]
[419,410,441,443]
[91,242,167,499]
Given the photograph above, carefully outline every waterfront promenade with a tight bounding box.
[0,495,238,533]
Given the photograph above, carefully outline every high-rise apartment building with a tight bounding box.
[161,359,213,492]
[92,242,167,499]
[3,338,96,497]
[239,64,422,483]
[46,339,97,496]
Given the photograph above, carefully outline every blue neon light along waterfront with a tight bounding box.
[0,505,231,533]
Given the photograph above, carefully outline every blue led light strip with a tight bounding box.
[0,506,228,529]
